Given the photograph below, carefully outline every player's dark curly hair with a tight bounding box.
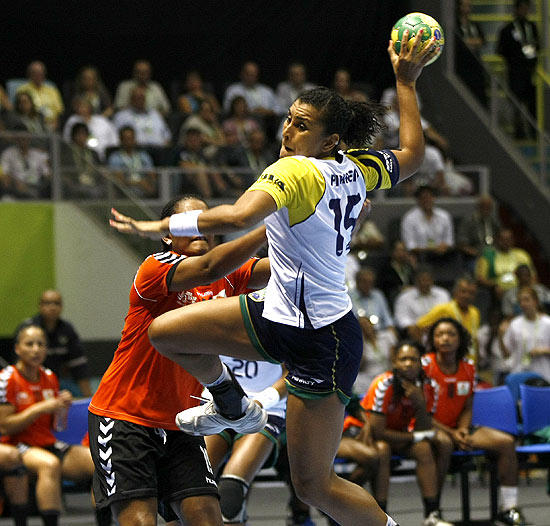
[426,317,471,364]
[160,194,207,251]
[297,87,387,150]
[13,322,46,344]
[391,339,426,403]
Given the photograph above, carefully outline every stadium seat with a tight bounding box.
[471,386,519,436]
[53,397,91,445]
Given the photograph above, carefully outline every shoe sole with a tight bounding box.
[175,402,267,436]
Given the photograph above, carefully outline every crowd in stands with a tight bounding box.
[0,55,479,203]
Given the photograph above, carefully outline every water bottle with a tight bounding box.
[53,407,68,432]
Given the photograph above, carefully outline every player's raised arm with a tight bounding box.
[388,29,438,181]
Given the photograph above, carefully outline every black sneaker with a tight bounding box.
[494,507,528,526]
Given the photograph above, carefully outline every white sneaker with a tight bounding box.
[175,399,268,436]
[423,511,454,526]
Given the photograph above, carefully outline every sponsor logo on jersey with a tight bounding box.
[329,168,359,187]
[289,374,324,386]
[176,291,197,306]
[381,150,393,172]
[257,173,285,192]
[249,288,267,302]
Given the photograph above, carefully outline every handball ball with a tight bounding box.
[391,12,444,65]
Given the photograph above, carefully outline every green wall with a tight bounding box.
[0,203,55,337]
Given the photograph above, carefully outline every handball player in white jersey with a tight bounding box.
[110,30,436,526]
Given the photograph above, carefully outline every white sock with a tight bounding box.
[385,514,398,526]
[204,362,231,388]
[499,486,518,511]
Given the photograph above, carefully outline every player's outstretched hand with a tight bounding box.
[109,208,169,239]
[388,29,438,84]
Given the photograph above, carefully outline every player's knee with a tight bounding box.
[0,447,23,471]
[218,475,249,524]
[377,440,391,461]
[291,474,321,507]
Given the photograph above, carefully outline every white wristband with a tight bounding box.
[169,210,203,237]
[254,387,280,410]
[413,430,435,443]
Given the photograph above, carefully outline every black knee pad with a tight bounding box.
[218,474,249,524]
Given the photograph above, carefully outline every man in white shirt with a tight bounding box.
[114,60,171,116]
[401,184,455,256]
[112,86,171,147]
[393,267,451,339]
[223,61,282,118]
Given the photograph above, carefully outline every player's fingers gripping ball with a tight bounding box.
[391,12,444,65]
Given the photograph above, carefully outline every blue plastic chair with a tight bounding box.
[516,385,550,456]
[471,386,519,436]
[53,397,91,445]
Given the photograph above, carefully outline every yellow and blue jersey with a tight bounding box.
[247,148,399,329]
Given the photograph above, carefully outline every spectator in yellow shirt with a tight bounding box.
[415,276,480,361]
[16,61,65,131]
[475,228,536,299]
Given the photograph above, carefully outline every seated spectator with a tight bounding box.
[475,227,537,301]
[423,318,528,526]
[242,128,277,174]
[0,127,51,199]
[276,62,317,111]
[114,59,171,116]
[416,276,480,359]
[178,99,226,161]
[107,125,157,198]
[112,86,171,147]
[351,268,398,392]
[0,443,30,526]
[60,122,105,199]
[401,185,455,258]
[20,290,92,397]
[332,68,368,102]
[177,70,221,116]
[62,95,119,161]
[499,286,550,397]
[398,145,449,197]
[222,61,282,135]
[0,84,13,112]
[351,268,395,332]
[172,127,227,199]
[501,264,550,318]
[5,91,47,134]
[16,61,64,131]
[222,95,262,148]
[394,267,451,340]
[346,340,453,526]
[72,65,114,117]
[457,194,501,272]
[379,240,416,308]
[0,324,95,526]
[376,89,448,156]
[350,219,386,254]
[216,128,277,195]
